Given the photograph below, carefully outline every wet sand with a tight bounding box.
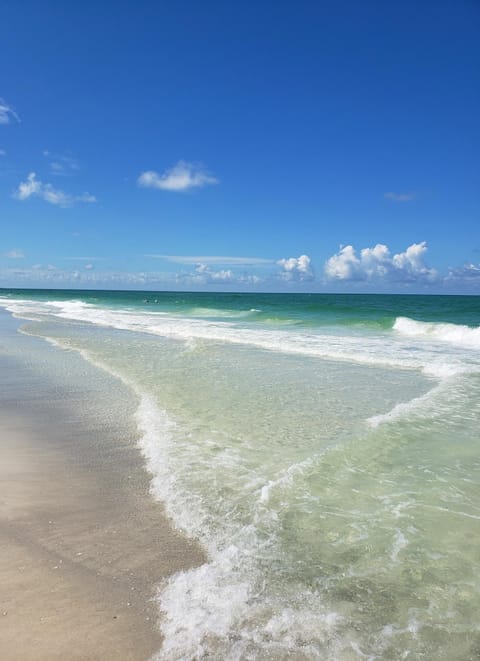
[0,313,205,660]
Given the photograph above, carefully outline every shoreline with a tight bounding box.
[0,310,205,660]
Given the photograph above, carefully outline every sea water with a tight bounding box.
[1,290,479,659]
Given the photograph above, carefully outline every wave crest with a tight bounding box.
[394,316,480,349]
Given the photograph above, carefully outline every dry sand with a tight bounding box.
[0,320,205,660]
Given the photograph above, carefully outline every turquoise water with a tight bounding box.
[1,289,480,659]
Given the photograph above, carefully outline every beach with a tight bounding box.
[0,291,479,659]
[0,310,205,661]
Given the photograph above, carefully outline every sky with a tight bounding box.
[0,0,479,293]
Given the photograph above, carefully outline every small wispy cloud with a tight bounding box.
[43,150,80,176]
[0,149,6,156]
[77,192,96,203]
[148,255,274,266]
[3,249,25,259]
[13,172,96,207]
[194,263,234,282]
[0,98,20,125]
[138,160,218,192]
[446,263,480,283]
[384,191,415,202]
[63,256,103,261]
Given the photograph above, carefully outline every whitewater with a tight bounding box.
[1,290,479,659]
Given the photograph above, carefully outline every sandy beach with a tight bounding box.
[0,311,205,660]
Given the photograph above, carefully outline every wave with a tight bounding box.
[0,298,437,371]
[2,298,479,383]
[186,306,259,319]
[394,316,480,350]
[367,378,453,428]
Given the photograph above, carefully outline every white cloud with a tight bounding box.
[84,263,94,270]
[384,192,415,202]
[13,172,96,207]
[77,192,97,203]
[138,160,218,192]
[194,263,234,282]
[0,98,20,125]
[446,263,480,283]
[324,242,437,283]
[14,172,42,200]
[41,184,72,206]
[277,254,314,281]
[63,256,103,261]
[168,261,262,287]
[44,151,80,175]
[1,263,264,290]
[3,249,25,258]
[148,254,273,266]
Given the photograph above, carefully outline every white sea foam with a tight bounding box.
[367,380,448,428]
[0,297,50,322]
[394,316,480,350]
[3,296,479,449]
[257,455,317,504]
[390,529,408,562]
[188,306,257,318]
[364,317,480,427]
[139,394,343,659]
[0,297,462,375]
[4,296,479,436]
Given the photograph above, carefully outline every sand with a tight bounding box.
[0,313,205,660]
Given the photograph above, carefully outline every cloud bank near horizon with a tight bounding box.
[1,243,478,292]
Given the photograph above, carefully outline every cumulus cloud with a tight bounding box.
[138,160,218,192]
[3,249,25,258]
[0,98,20,124]
[277,254,314,281]
[324,242,437,283]
[13,172,96,207]
[384,192,415,202]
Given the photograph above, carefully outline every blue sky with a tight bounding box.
[1,0,479,292]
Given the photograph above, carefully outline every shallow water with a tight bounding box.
[1,290,479,659]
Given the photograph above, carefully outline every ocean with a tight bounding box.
[1,289,479,660]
